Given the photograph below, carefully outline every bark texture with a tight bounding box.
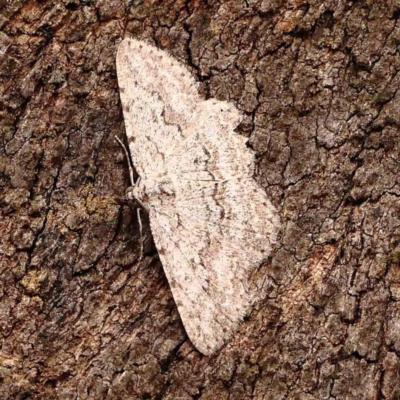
[1,1,400,399]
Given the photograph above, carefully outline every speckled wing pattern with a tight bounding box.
[116,38,280,355]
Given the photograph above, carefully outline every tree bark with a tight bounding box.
[1,0,400,399]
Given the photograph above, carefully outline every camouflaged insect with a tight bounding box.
[116,38,280,355]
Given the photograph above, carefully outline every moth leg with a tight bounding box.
[116,136,147,209]
[115,135,135,186]
[116,135,145,261]
[137,207,143,261]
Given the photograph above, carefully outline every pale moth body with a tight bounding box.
[116,38,280,355]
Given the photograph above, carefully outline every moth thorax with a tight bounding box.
[126,184,146,204]
[148,177,176,198]
[127,177,176,208]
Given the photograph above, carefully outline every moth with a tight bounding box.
[116,38,280,355]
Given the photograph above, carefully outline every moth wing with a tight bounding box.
[117,39,280,354]
[166,99,280,251]
[116,38,199,180]
[150,176,279,355]
[148,100,279,354]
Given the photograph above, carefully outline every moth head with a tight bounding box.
[125,182,148,211]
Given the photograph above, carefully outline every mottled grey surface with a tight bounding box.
[0,0,399,399]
